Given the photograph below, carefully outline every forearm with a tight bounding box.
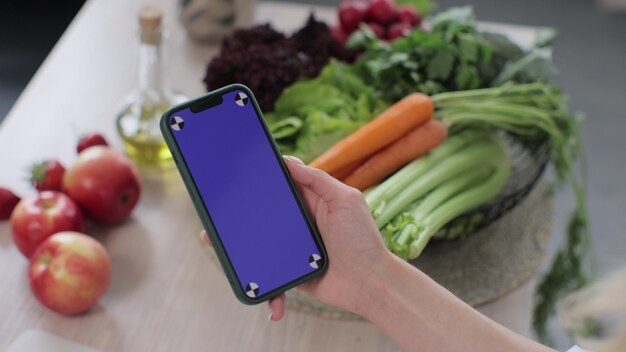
[357,253,556,352]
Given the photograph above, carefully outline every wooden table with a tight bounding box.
[0,1,541,350]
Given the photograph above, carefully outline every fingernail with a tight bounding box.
[268,312,274,321]
[284,155,304,165]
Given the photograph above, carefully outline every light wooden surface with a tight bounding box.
[0,1,540,351]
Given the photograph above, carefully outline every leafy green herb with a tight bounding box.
[533,137,591,344]
[350,6,494,101]
[350,6,557,101]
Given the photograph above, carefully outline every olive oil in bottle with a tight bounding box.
[116,5,187,167]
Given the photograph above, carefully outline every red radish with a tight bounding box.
[338,1,368,33]
[77,133,108,154]
[366,22,385,39]
[386,22,414,40]
[0,187,20,220]
[396,5,421,26]
[330,25,349,45]
[366,0,396,25]
[30,160,65,192]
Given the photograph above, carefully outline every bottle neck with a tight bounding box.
[138,38,166,99]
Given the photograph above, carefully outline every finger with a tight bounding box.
[283,156,346,204]
[268,293,286,321]
[295,182,321,216]
[200,230,212,247]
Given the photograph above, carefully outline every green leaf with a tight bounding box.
[388,52,411,65]
[458,33,480,62]
[479,32,525,62]
[267,60,386,161]
[426,48,455,80]
[346,25,378,50]
[269,117,303,140]
[454,64,480,89]
[293,111,360,163]
[396,0,436,15]
[431,5,475,32]
[492,50,557,85]
[534,27,558,49]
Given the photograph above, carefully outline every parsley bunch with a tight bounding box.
[349,7,556,102]
[350,7,494,101]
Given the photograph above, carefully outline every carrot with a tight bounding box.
[331,158,366,180]
[342,119,448,191]
[310,93,434,175]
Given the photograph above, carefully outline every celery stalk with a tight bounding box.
[411,166,494,223]
[394,157,496,250]
[374,139,501,229]
[407,145,511,258]
[365,129,487,213]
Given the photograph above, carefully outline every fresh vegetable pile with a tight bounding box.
[0,133,142,316]
[205,2,590,343]
[204,15,355,111]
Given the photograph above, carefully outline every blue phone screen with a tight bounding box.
[168,89,324,299]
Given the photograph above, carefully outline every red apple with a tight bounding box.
[386,22,414,40]
[29,231,111,315]
[366,0,396,25]
[11,191,85,258]
[396,5,421,27]
[366,22,386,39]
[338,0,368,33]
[63,146,141,224]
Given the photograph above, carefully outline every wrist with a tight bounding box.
[351,250,402,319]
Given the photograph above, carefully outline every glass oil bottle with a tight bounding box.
[116,5,188,167]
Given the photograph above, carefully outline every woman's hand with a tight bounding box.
[201,155,390,321]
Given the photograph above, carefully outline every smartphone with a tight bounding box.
[160,84,328,304]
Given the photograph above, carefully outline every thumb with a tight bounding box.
[283,156,346,203]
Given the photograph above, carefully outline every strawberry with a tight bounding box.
[31,160,65,192]
[77,133,108,154]
[0,187,20,219]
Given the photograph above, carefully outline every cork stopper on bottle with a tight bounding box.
[139,5,162,45]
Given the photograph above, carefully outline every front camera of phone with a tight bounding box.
[190,95,224,113]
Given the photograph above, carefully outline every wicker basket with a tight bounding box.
[437,133,549,240]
